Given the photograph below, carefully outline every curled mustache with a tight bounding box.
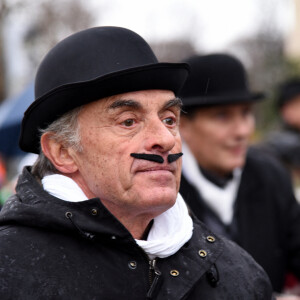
[130,152,183,164]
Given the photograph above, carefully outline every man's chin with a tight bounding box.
[139,187,177,208]
[230,158,246,170]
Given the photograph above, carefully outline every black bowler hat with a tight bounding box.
[19,26,189,154]
[277,78,300,108]
[179,54,264,108]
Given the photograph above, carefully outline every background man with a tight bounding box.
[262,78,300,200]
[0,28,272,299]
[179,54,300,298]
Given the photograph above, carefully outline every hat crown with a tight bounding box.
[35,26,158,99]
[180,54,248,99]
[277,78,300,107]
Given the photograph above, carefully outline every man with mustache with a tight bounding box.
[179,54,300,298]
[0,28,272,299]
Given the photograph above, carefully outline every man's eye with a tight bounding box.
[215,112,228,120]
[122,119,135,127]
[163,117,175,126]
[242,108,253,117]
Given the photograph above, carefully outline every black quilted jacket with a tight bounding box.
[0,167,273,299]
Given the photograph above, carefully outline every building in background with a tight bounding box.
[285,0,300,60]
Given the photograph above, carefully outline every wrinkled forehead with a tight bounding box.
[81,89,178,115]
[104,89,177,109]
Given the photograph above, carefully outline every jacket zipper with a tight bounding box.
[147,259,162,299]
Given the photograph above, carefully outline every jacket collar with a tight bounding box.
[0,167,132,241]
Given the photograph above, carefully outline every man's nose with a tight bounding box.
[233,118,254,138]
[143,118,176,152]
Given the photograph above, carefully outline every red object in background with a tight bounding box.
[0,155,6,187]
[284,273,300,295]
[285,273,299,288]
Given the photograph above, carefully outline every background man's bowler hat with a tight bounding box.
[277,78,300,108]
[179,54,264,108]
[19,26,189,154]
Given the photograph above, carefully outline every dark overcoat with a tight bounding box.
[0,167,273,299]
[180,147,300,292]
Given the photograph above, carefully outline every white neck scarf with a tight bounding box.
[42,175,88,202]
[42,174,193,259]
[135,193,193,259]
[182,142,242,225]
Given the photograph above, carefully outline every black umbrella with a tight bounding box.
[0,83,34,158]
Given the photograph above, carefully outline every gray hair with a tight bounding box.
[31,106,83,179]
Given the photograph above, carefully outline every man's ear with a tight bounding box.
[40,132,78,174]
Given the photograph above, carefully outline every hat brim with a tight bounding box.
[182,92,265,108]
[19,62,189,153]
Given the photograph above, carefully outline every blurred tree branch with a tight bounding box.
[0,0,96,102]
[24,0,96,69]
[0,0,23,102]
[229,0,293,136]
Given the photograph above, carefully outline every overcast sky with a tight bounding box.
[4,0,295,96]
[93,0,294,52]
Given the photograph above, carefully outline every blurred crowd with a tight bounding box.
[259,78,300,202]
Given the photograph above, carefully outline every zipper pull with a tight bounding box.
[147,259,162,299]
